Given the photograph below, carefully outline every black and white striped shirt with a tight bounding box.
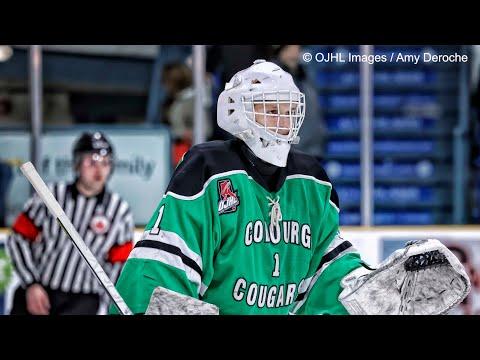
[7,182,134,295]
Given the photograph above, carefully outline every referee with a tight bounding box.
[7,132,134,315]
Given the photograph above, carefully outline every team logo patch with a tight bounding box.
[217,179,240,215]
[90,215,110,235]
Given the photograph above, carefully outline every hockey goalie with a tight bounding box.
[111,60,470,315]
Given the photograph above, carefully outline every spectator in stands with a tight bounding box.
[271,45,325,160]
[206,45,274,141]
[161,62,212,165]
[0,159,13,227]
[0,96,15,127]
[206,45,274,88]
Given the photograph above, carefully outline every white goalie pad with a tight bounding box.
[339,239,471,315]
[145,286,220,315]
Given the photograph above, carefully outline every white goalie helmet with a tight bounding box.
[217,59,306,167]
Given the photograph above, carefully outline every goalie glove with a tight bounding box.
[338,239,471,315]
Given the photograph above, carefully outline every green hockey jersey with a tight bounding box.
[111,139,363,315]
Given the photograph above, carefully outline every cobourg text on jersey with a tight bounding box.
[244,220,311,249]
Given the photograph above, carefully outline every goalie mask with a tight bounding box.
[217,59,306,167]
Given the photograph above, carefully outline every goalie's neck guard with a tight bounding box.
[236,128,293,167]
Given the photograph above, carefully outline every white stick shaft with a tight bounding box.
[20,161,133,315]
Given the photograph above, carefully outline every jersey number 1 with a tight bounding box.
[272,252,280,277]
[150,205,165,235]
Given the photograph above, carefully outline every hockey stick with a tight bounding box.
[20,162,133,315]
